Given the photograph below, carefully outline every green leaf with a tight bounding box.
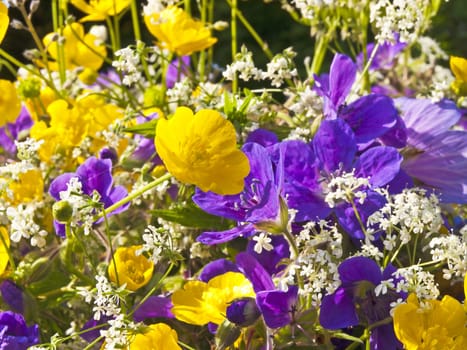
[123,119,158,137]
[151,204,232,229]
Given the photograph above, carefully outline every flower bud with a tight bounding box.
[215,319,241,350]
[52,200,73,224]
[226,297,261,327]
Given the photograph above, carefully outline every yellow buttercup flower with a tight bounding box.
[0,227,10,276]
[171,272,255,326]
[70,0,131,22]
[450,56,467,96]
[6,169,44,205]
[144,6,217,56]
[128,323,181,350]
[155,107,250,195]
[108,245,154,291]
[393,293,467,350]
[42,23,106,71]
[0,79,21,127]
[0,2,9,44]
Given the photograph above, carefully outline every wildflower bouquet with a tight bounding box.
[0,0,465,349]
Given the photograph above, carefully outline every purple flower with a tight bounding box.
[0,311,39,349]
[0,281,24,314]
[166,56,190,89]
[0,107,33,156]
[314,53,398,145]
[396,98,467,203]
[193,142,284,244]
[131,112,162,164]
[319,257,403,350]
[132,296,174,322]
[49,156,129,236]
[357,39,407,71]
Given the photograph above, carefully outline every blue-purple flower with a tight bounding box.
[49,156,129,236]
[395,97,467,203]
[0,106,33,157]
[193,142,284,244]
[319,256,404,350]
[0,311,39,349]
[314,53,398,145]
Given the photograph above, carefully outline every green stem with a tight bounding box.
[198,0,208,82]
[106,17,118,54]
[130,0,142,43]
[225,0,273,60]
[64,224,94,285]
[230,0,238,93]
[130,262,175,316]
[99,173,172,218]
[103,211,120,286]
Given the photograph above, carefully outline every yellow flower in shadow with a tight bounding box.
[70,0,131,22]
[0,79,21,127]
[129,323,181,350]
[450,56,467,96]
[6,169,44,205]
[393,293,467,350]
[171,272,255,326]
[0,227,10,276]
[42,23,106,71]
[155,107,250,195]
[144,6,217,56]
[0,2,9,44]
[108,245,154,291]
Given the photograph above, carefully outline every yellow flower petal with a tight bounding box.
[71,0,131,21]
[0,79,21,127]
[144,6,217,56]
[171,272,255,326]
[0,2,9,44]
[450,56,467,82]
[155,107,250,195]
[108,245,154,291]
[0,227,10,276]
[129,323,181,350]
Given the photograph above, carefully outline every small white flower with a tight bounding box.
[252,232,273,254]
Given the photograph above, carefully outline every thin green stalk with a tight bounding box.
[106,17,118,54]
[230,0,238,93]
[310,33,329,76]
[198,0,208,81]
[99,173,172,218]
[130,0,142,42]
[103,211,120,287]
[64,224,94,285]
[130,262,175,316]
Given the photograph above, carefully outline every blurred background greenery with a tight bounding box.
[1,0,466,79]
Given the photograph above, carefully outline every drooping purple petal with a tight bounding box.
[132,296,174,322]
[104,185,130,215]
[313,119,356,174]
[166,56,190,89]
[196,224,256,245]
[76,157,113,197]
[0,280,24,314]
[355,146,402,188]
[369,323,402,350]
[236,252,274,293]
[246,128,279,147]
[319,288,359,329]
[340,94,398,144]
[256,286,298,329]
[357,40,406,71]
[48,173,77,200]
[199,259,239,282]
[379,115,408,148]
[338,256,382,286]
[396,98,461,149]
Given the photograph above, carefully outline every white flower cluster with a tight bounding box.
[223,46,264,82]
[100,314,138,350]
[15,138,43,161]
[393,265,439,300]
[325,171,370,208]
[136,225,179,264]
[286,85,323,119]
[429,232,467,281]
[367,188,443,245]
[143,0,177,16]
[291,220,342,306]
[167,77,193,107]
[370,0,426,44]
[112,47,142,86]
[59,177,100,235]
[264,48,298,87]
[6,203,48,247]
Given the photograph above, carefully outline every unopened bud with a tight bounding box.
[226,297,261,327]
[52,200,73,224]
[29,0,40,14]
[215,319,241,350]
